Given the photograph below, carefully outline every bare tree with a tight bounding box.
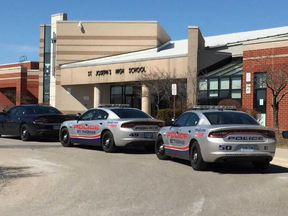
[257,62,288,131]
[138,68,185,116]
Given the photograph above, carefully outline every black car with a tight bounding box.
[0,105,72,141]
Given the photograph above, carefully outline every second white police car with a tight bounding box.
[155,106,276,171]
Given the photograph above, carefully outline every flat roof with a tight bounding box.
[61,26,288,69]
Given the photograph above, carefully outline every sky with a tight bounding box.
[0,0,288,64]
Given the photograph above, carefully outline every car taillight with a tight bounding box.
[34,117,46,122]
[121,123,136,128]
[262,130,276,138]
[208,131,229,138]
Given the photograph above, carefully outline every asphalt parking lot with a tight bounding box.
[1,137,288,216]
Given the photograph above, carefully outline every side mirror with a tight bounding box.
[75,113,81,120]
[282,131,288,139]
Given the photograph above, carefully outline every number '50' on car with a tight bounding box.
[155,109,276,171]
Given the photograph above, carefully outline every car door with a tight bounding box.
[11,106,28,135]
[179,113,200,159]
[70,109,99,144]
[166,112,191,159]
[3,107,18,135]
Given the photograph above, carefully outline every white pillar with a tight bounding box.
[141,85,151,115]
[49,13,67,107]
[94,84,101,108]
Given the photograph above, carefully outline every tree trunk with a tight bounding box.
[272,97,279,132]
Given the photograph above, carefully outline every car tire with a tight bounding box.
[155,136,170,160]
[20,124,32,141]
[190,141,207,171]
[101,131,117,153]
[60,128,73,147]
[144,145,155,153]
[252,161,270,170]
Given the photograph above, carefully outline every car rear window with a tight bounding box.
[111,109,151,119]
[203,112,259,125]
[29,106,62,115]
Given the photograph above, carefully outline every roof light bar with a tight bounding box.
[98,104,130,108]
[192,105,236,110]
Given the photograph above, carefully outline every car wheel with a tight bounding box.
[252,161,270,170]
[60,128,73,147]
[20,124,32,141]
[144,145,155,153]
[101,131,117,153]
[190,141,207,171]
[155,136,170,160]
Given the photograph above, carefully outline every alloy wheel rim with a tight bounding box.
[63,133,68,143]
[158,141,165,155]
[192,147,198,164]
[104,136,110,148]
[22,128,27,137]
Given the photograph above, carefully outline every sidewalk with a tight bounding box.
[271,148,288,167]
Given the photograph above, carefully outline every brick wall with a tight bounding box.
[0,62,39,109]
[243,45,288,130]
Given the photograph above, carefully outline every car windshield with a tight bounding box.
[203,112,259,125]
[111,109,151,119]
[29,106,62,115]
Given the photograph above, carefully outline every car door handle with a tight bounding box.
[100,123,102,125]
[18,118,21,120]
[188,130,191,133]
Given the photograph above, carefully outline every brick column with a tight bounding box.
[16,66,27,105]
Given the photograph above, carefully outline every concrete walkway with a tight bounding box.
[272,148,288,167]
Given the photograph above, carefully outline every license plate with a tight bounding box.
[241,146,254,152]
[144,133,153,139]
[53,126,60,130]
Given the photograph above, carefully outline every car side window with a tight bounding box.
[185,113,199,126]
[174,113,190,127]
[95,110,108,120]
[8,107,18,115]
[80,110,97,121]
[15,107,27,116]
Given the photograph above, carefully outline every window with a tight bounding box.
[231,90,241,99]
[185,113,199,126]
[203,112,258,125]
[254,73,267,89]
[96,110,108,120]
[111,109,151,119]
[209,79,218,90]
[199,79,207,90]
[220,78,230,90]
[30,106,62,114]
[174,113,190,127]
[197,76,242,106]
[15,107,27,115]
[8,107,18,115]
[232,77,241,89]
[80,110,97,121]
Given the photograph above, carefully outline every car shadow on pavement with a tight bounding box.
[74,145,155,154]
[0,166,42,190]
[170,158,288,174]
[1,136,59,143]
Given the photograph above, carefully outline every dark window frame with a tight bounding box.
[198,75,242,105]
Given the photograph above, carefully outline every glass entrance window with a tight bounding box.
[110,85,141,109]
